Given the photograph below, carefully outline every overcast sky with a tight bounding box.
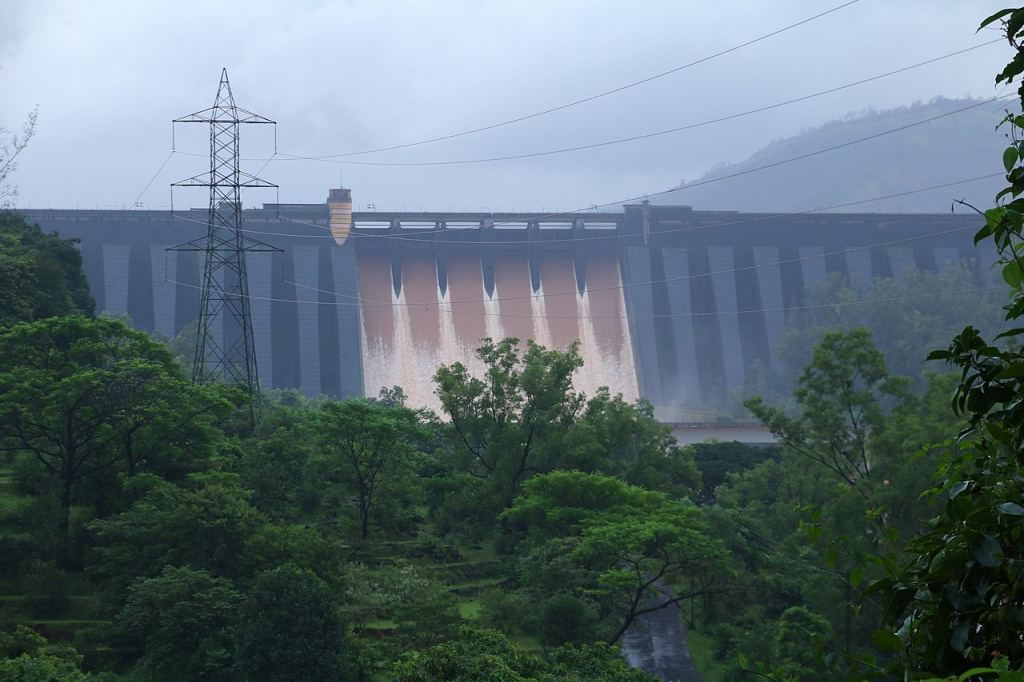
[0,0,1013,214]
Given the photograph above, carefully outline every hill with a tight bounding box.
[653,97,1008,214]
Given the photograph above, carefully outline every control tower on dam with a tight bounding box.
[19,197,992,412]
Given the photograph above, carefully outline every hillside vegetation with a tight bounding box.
[656,97,1006,213]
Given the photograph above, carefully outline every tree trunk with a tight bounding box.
[608,589,645,645]
[125,431,136,477]
[59,479,73,566]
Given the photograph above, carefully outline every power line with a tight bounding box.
[277,0,862,160]
[163,171,997,256]
[129,150,175,209]
[271,42,1000,168]
[178,41,998,170]
[652,98,1008,198]
[267,221,986,310]
[165,276,1001,322]
[159,213,996,318]
[112,158,1005,312]
[272,95,1002,176]
[254,93,1009,246]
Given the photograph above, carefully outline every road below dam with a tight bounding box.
[620,582,703,682]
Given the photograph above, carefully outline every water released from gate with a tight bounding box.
[358,254,638,413]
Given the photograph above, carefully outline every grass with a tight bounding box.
[685,626,728,682]
[0,463,23,518]
[448,577,504,594]
[508,633,544,655]
[364,619,399,630]
[457,599,482,620]
[452,542,498,563]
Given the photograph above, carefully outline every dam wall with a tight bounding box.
[19,201,991,411]
[621,204,993,407]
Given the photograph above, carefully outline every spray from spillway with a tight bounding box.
[358,254,638,414]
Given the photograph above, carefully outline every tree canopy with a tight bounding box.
[311,398,429,540]
[746,328,907,489]
[0,316,230,556]
[503,471,728,646]
[0,211,94,326]
[434,337,584,502]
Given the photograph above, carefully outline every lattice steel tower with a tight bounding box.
[172,69,278,419]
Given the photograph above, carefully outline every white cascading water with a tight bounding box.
[358,254,638,414]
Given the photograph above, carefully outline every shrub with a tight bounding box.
[23,563,71,619]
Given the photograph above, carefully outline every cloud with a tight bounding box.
[0,0,1013,212]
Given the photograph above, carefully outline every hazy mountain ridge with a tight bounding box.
[655,97,1008,213]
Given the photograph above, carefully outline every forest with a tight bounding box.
[5,7,1024,682]
[0,204,1012,682]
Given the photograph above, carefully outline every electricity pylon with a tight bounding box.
[171,68,278,422]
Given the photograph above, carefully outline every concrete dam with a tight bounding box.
[21,196,992,412]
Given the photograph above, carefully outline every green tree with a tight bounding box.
[432,336,693,535]
[746,328,908,490]
[0,211,94,325]
[720,330,948,674]
[834,9,1024,680]
[0,316,222,554]
[771,606,833,682]
[0,231,36,327]
[115,566,242,681]
[775,266,1002,394]
[433,337,584,505]
[311,398,429,541]
[342,561,460,664]
[690,440,778,506]
[236,399,319,519]
[389,626,547,682]
[233,564,351,682]
[502,469,665,544]
[88,473,335,597]
[0,625,89,681]
[571,501,727,644]
[565,389,701,497]
[503,471,728,645]
[388,626,659,682]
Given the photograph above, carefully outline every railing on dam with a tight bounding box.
[344,211,627,256]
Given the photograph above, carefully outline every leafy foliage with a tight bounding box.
[434,337,584,504]
[312,398,430,540]
[0,625,89,681]
[433,338,699,533]
[88,473,334,596]
[775,267,1003,396]
[0,316,228,555]
[233,564,352,682]
[388,626,659,682]
[342,561,461,662]
[115,566,242,681]
[838,9,1024,680]
[716,329,971,679]
[567,389,701,498]
[747,328,907,489]
[503,471,728,645]
[0,211,94,325]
